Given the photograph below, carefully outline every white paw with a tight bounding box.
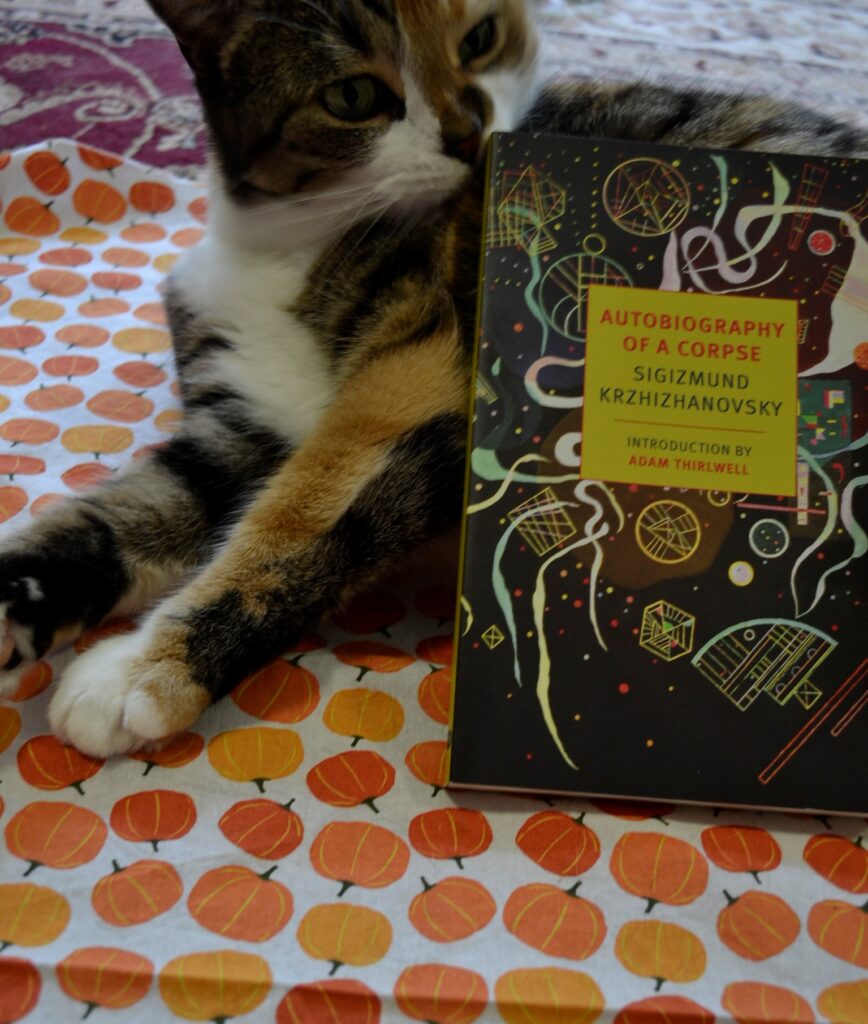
[48,629,171,758]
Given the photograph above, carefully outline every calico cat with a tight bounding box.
[0,0,864,756]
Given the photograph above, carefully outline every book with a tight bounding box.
[448,132,868,814]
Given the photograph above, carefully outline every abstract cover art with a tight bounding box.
[449,133,868,813]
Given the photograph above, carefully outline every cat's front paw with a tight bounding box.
[48,622,211,757]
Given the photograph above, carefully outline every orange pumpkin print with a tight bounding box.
[74,618,135,653]
[0,356,38,386]
[44,356,99,380]
[589,799,676,823]
[61,424,133,456]
[0,956,41,1023]
[40,246,92,267]
[16,734,104,794]
[109,789,197,851]
[276,979,381,1024]
[77,145,122,170]
[817,981,868,1024]
[0,705,21,754]
[102,246,150,268]
[721,982,815,1024]
[309,821,410,896]
[323,688,404,746]
[9,298,64,322]
[28,268,87,297]
[6,661,52,702]
[78,297,129,318]
[615,920,706,990]
[406,740,449,796]
[0,237,40,257]
[86,389,154,423]
[409,876,496,943]
[62,461,114,491]
[0,883,70,949]
[128,731,204,775]
[231,657,320,723]
[495,967,604,1024]
[207,727,304,792]
[61,226,108,245]
[416,633,453,667]
[25,382,84,411]
[615,996,714,1024]
[24,150,71,195]
[395,964,487,1024]
[159,951,272,1021]
[503,882,606,960]
[113,360,168,389]
[610,832,708,912]
[218,798,304,860]
[4,197,60,237]
[122,222,167,243]
[807,898,868,968]
[91,858,184,927]
[187,864,294,942]
[130,181,176,214]
[334,641,415,681]
[57,946,153,1016]
[5,801,106,875]
[0,485,26,524]
[418,667,451,724]
[409,807,493,868]
[0,454,45,479]
[804,834,868,894]
[701,825,782,883]
[0,326,45,351]
[515,811,601,877]
[55,324,108,348]
[73,179,127,223]
[112,326,171,355]
[297,903,392,975]
[332,591,406,636]
[717,890,801,961]
[91,270,142,292]
[188,196,209,222]
[306,750,396,814]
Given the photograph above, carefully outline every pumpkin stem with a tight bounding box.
[645,898,658,914]
[565,881,582,898]
[856,836,864,850]
[421,877,433,892]
[260,866,278,882]
[337,880,354,897]
[575,812,586,825]
[453,857,465,870]
[815,815,832,831]
[288,654,303,667]
[356,667,370,682]
[751,871,762,885]
[654,817,670,827]
[254,778,267,794]
[363,798,380,814]
[861,898,868,913]
[150,840,160,853]
[329,960,342,977]
[0,942,10,953]
[431,785,443,798]
[23,860,41,877]
[654,978,665,993]
[351,736,362,748]
[141,761,155,777]
[112,860,124,874]
[71,780,86,796]
[723,890,738,907]
[282,799,296,812]
[427,663,437,674]
[82,1003,97,1020]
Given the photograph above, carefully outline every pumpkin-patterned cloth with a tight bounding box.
[0,141,865,1024]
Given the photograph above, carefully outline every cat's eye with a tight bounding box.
[322,76,387,122]
[459,16,497,65]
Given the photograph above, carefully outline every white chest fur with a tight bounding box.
[172,233,336,446]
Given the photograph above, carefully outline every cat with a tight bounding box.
[0,0,864,757]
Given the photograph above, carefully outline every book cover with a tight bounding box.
[449,132,868,814]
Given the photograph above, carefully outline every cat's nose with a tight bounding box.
[444,123,482,165]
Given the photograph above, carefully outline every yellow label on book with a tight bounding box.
[582,286,798,495]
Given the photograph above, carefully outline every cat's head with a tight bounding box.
[148,0,538,226]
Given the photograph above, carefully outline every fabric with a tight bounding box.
[2,0,867,177]
[0,140,866,1024]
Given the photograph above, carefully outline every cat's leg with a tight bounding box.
[49,334,467,756]
[0,405,288,697]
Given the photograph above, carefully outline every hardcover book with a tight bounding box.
[449,132,868,814]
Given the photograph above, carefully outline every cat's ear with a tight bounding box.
[145,0,239,78]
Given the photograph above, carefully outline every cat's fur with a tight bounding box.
[0,0,864,755]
